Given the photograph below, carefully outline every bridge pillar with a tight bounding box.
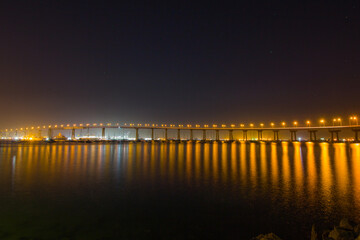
[309,130,317,141]
[101,128,106,139]
[135,128,139,141]
[273,130,279,141]
[243,130,248,141]
[165,128,168,141]
[177,129,181,140]
[229,130,233,141]
[48,128,53,140]
[329,130,341,142]
[151,128,154,140]
[38,129,42,138]
[215,130,220,141]
[258,130,263,141]
[190,129,193,141]
[353,129,360,142]
[71,128,76,139]
[202,129,206,141]
[290,130,297,141]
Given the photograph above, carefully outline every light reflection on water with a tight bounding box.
[0,142,359,239]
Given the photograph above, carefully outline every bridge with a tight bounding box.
[1,122,360,142]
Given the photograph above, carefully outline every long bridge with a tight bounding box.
[1,122,360,142]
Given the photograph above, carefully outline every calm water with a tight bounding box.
[0,142,359,239]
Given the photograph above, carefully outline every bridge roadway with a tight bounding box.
[3,125,360,142]
[120,125,360,142]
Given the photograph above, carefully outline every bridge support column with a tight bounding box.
[48,128,53,140]
[243,130,248,141]
[165,128,168,141]
[190,129,193,141]
[71,128,76,139]
[135,128,139,141]
[258,130,263,141]
[203,130,206,141]
[290,130,297,141]
[215,130,220,141]
[38,129,42,138]
[273,130,279,141]
[229,130,233,141]
[102,128,105,139]
[177,129,181,140]
[353,129,360,142]
[151,128,154,140]
[329,130,341,142]
[309,130,317,141]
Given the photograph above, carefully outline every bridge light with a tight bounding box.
[306,121,311,127]
[250,123,254,127]
[73,124,76,127]
[260,123,264,127]
[281,122,286,127]
[270,123,275,127]
[80,124,83,126]
[221,124,226,128]
[54,125,57,128]
[240,124,245,127]
[230,124,235,127]
[293,121,298,126]
[213,124,217,127]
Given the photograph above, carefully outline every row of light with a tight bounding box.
[2,116,359,132]
[3,123,117,132]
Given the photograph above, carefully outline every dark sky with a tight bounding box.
[0,1,359,128]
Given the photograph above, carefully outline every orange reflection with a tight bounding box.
[260,142,267,186]
[306,142,317,199]
[240,142,247,184]
[293,142,304,197]
[319,143,333,204]
[270,142,279,186]
[249,143,257,187]
[281,142,291,198]
[333,143,349,199]
[350,144,360,209]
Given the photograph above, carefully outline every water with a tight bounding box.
[0,142,359,239]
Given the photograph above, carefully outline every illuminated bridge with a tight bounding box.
[1,119,360,142]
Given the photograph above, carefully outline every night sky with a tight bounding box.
[0,1,359,128]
